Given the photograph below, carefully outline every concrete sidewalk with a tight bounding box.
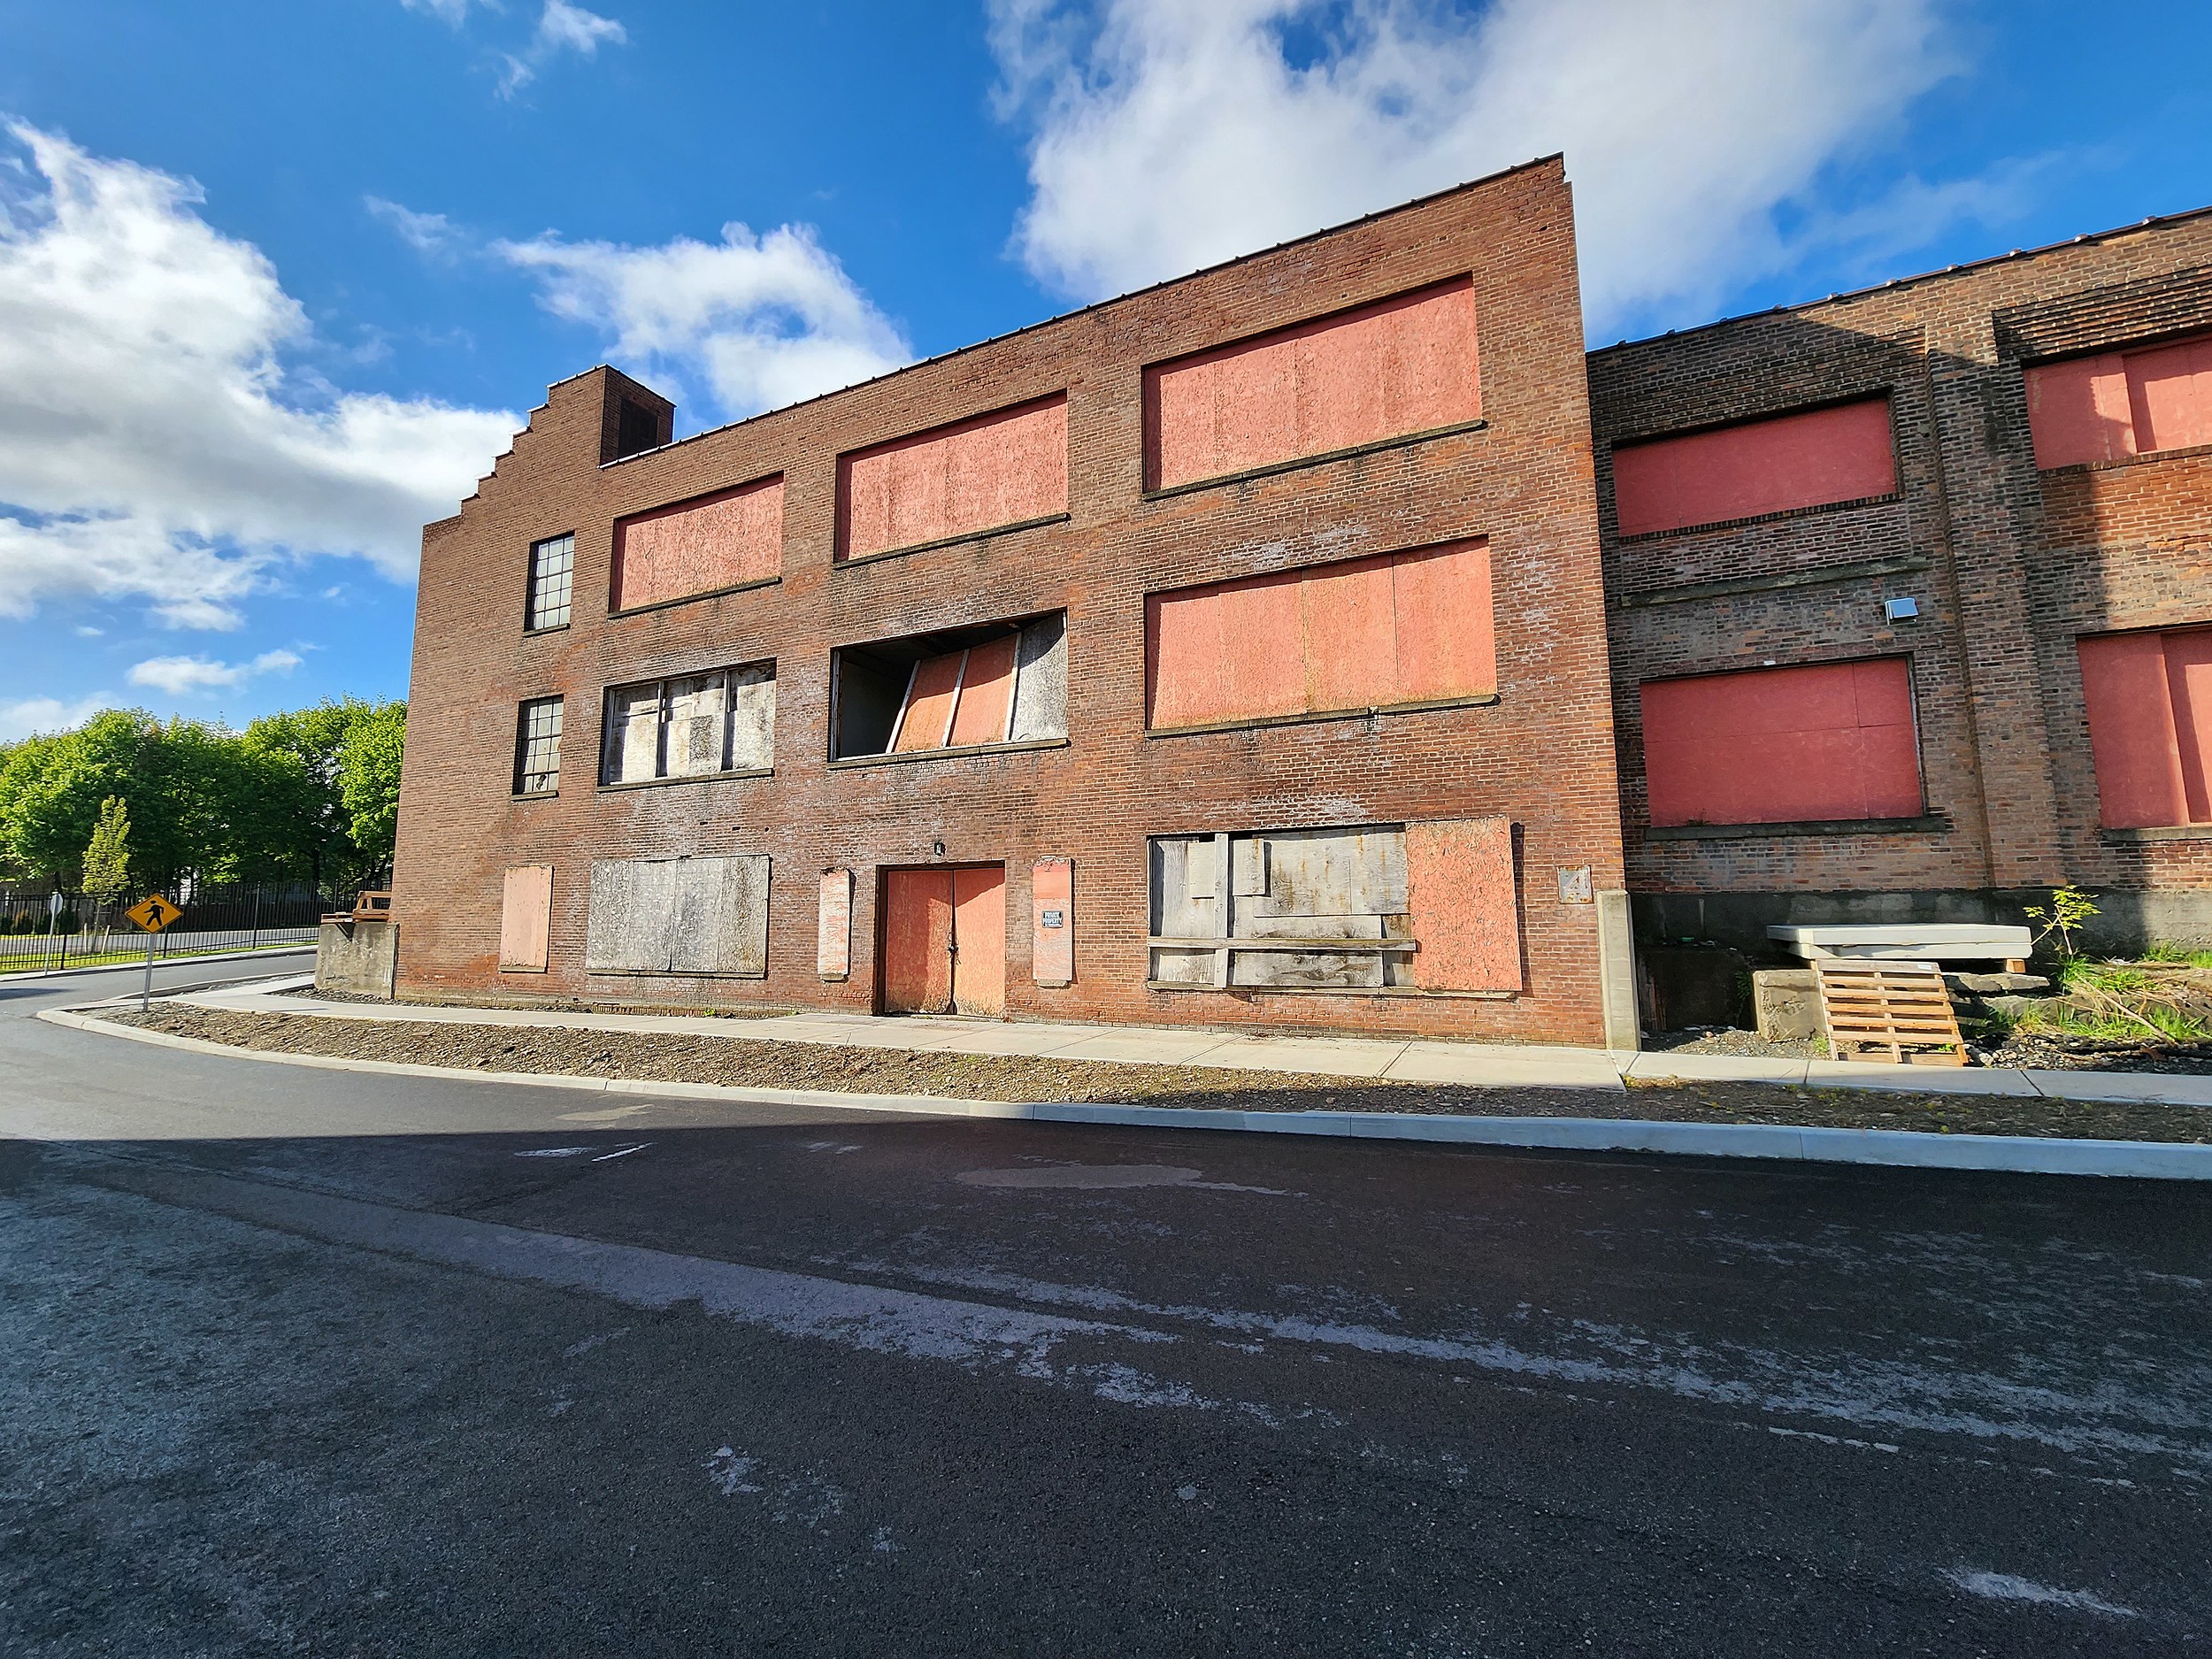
[165,976,2212,1109]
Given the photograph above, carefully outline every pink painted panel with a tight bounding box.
[1640,659,1922,826]
[1148,589,1227,729]
[1390,541,1495,702]
[612,478,783,611]
[946,634,1018,747]
[1147,278,1479,489]
[2165,630,2212,823]
[838,396,1068,561]
[950,864,1007,1017]
[892,651,966,752]
[2026,354,2136,468]
[1215,572,1307,721]
[817,869,852,980]
[1032,856,1073,987]
[1302,552,1399,710]
[2128,334,2212,455]
[882,869,953,1013]
[2078,633,2188,829]
[1405,818,1520,993]
[498,864,553,972]
[1611,398,1897,535]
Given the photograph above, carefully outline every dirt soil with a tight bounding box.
[107,1005,2212,1145]
[1652,1022,2212,1076]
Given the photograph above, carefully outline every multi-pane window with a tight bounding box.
[526,534,574,631]
[513,696,564,795]
[601,664,776,785]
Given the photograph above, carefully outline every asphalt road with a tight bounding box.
[4,957,2208,1655]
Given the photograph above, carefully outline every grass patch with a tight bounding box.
[2012,956,2212,1045]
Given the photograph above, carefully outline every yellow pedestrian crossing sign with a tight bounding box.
[125,895,183,933]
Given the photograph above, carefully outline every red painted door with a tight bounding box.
[950,865,1006,1016]
[881,869,954,1014]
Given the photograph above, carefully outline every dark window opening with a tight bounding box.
[830,612,1067,760]
[615,400,664,459]
[514,696,564,795]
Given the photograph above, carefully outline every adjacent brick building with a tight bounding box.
[392,157,1641,1046]
[1591,204,2212,958]
[390,157,2212,1041]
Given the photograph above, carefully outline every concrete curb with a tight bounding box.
[38,1006,2212,1180]
[0,945,315,984]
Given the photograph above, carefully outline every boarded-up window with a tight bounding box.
[1640,658,1924,827]
[1032,856,1073,987]
[2078,626,2212,829]
[1145,277,1480,491]
[1148,819,1518,993]
[584,856,771,977]
[2027,331,2212,468]
[838,396,1067,563]
[1610,399,1897,537]
[612,477,783,611]
[833,613,1067,758]
[1147,541,1493,731]
[818,868,853,980]
[499,864,554,972]
[601,664,775,785]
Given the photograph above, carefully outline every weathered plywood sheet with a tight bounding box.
[840,396,1067,561]
[950,865,1006,1016]
[585,856,769,978]
[1405,818,1521,992]
[729,666,776,772]
[664,674,727,778]
[1009,613,1069,741]
[1032,856,1073,987]
[882,869,954,1013]
[603,684,662,785]
[892,652,964,752]
[817,868,852,980]
[498,864,554,972]
[612,477,783,611]
[947,634,1018,747]
[1147,277,1479,489]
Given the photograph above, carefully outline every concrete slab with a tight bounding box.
[2024,1071,2212,1108]
[1802,1061,2043,1097]
[1188,1038,1409,1079]
[1627,1053,1809,1084]
[1386,1042,1624,1091]
[1037,1032,1242,1065]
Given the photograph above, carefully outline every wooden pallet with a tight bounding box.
[1814,959,1967,1065]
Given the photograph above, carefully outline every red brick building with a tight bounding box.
[1590,205,2212,961]
[391,157,1642,1046]
[391,157,2212,1041]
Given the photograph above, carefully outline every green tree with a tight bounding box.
[81,795,133,905]
[338,700,406,880]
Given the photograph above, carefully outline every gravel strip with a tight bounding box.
[104,1006,2212,1144]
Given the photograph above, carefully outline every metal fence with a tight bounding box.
[0,881,338,972]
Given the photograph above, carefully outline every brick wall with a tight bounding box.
[1588,210,2212,942]
[393,157,1627,1041]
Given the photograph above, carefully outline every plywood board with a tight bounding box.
[1405,817,1522,992]
[882,868,954,1013]
[951,865,1007,1017]
[1032,857,1073,987]
[817,868,852,980]
[498,864,554,972]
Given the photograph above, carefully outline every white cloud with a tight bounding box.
[989,0,1968,334]
[365,195,461,257]
[401,0,475,23]
[501,1,627,96]
[0,125,515,629]
[0,692,114,742]
[127,649,302,696]
[497,221,911,419]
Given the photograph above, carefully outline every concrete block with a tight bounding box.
[315,917,396,999]
[1947,971,2050,995]
[1752,968,1820,1041]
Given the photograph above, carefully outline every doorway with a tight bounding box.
[879,864,1006,1017]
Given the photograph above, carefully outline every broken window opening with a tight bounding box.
[831,611,1067,760]
[600,664,775,787]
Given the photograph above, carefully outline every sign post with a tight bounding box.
[123,895,184,1013]
[47,891,62,972]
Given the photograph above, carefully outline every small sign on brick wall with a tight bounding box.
[1556,866,1593,903]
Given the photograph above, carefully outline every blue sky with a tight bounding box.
[1,0,2208,738]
